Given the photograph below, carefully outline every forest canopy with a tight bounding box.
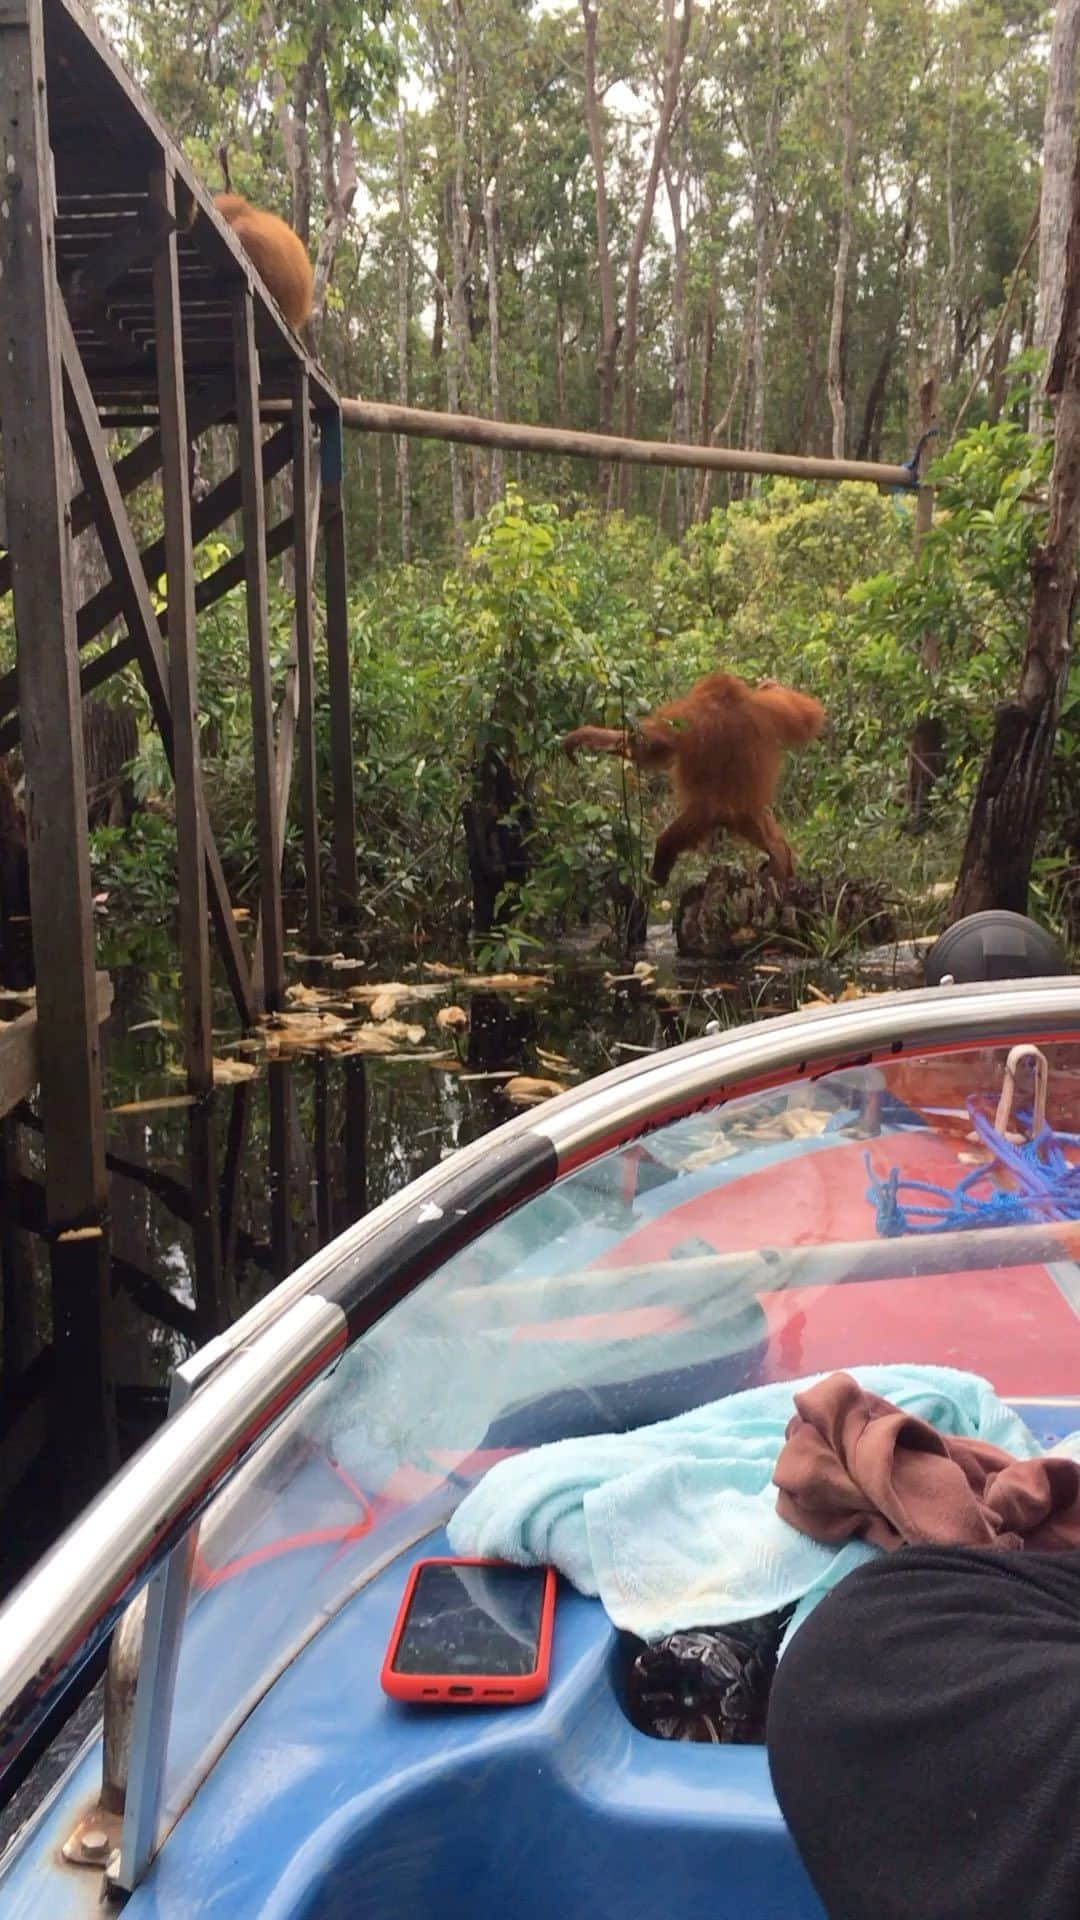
[4,0,1078,960]
[105,0,1050,547]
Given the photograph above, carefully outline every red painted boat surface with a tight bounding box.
[595,1129,1080,1398]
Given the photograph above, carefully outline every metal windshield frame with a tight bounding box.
[2,974,1079,1879]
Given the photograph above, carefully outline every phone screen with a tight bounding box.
[391,1563,547,1677]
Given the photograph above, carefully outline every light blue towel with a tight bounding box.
[447,1365,1060,1648]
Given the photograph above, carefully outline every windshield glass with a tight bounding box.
[156,1036,1080,1844]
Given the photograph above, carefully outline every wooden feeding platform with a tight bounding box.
[0,976,112,1123]
[0,0,359,1525]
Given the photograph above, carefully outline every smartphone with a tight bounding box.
[381,1556,557,1706]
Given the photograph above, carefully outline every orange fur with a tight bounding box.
[214,193,313,332]
[563,670,825,886]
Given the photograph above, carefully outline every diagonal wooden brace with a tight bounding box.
[0,428,293,730]
[0,516,295,756]
[59,311,256,1027]
[0,374,237,603]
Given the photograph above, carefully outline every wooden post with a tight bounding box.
[320,413,357,922]
[268,1062,293,1281]
[293,369,323,948]
[151,161,224,1336]
[0,0,116,1495]
[341,1056,368,1229]
[234,287,286,1011]
[250,472,320,996]
[313,1054,332,1244]
[218,1080,251,1302]
[1,1118,35,1384]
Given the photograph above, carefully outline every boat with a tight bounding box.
[2,974,1080,1918]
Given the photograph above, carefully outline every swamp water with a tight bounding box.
[0,917,926,1593]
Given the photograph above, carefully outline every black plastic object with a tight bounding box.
[924,911,1066,987]
[624,1611,792,1745]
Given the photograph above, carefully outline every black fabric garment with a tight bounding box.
[767,1546,1080,1920]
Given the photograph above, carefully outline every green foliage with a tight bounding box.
[14,429,1076,959]
[89,812,180,919]
[315,433,1063,949]
[340,490,672,942]
[94,0,1050,562]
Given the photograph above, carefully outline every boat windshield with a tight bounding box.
[154,1036,1080,1846]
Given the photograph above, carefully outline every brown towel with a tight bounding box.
[773,1370,1080,1552]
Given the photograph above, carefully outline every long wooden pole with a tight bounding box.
[449,1213,1080,1312]
[340,397,917,490]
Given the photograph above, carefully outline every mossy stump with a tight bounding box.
[675,863,896,959]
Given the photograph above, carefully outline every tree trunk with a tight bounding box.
[462,747,532,934]
[555,289,567,425]
[373,427,384,562]
[799,319,822,453]
[856,177,916,460]
[433,271,446,363]
[1035,0,1080,430]
[952,206,1039,439]
[931,66,960,390]
[696,265,717,448]
[581,0,620,491]
[82,698,138,828]
[656,456,670,533]
[746,0,784,468]
[826,0,857,460]
[666,159,692,535]
[951,130,1080,919]
[690,283,716,524]
[618,0,692,504]
[395,98,412,564]
[483,168,504,506]
[309,66,358,347]
[987,321,1015,424]
[905,373,943,832]
[262,9,318,247]
[1021,291,1037,430]
[444,0,472,552]
[695,312,751,521]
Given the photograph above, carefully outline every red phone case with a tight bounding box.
[380,1556,556,1706]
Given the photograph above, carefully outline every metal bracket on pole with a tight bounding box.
[106,1337,230,1894]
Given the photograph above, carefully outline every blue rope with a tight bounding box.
[866,1100,1080,1238]
[887,424,941,502]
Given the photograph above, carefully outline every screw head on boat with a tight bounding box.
[61,1809,123,1869]
[61,1823,110,1866]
